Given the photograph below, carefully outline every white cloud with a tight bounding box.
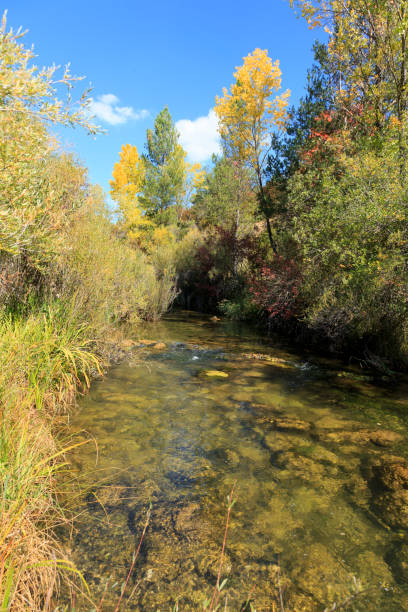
[88,94,149,126]
[176,109,221,163]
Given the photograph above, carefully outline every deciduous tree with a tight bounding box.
[214,48,290,252]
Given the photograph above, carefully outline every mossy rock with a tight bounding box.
[371,459,408,492]
[322,428,402,447]
[372,489,408,529]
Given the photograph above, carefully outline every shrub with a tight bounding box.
[249,255,302,320]
[57,186,176,326]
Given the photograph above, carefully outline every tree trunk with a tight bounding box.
[256,166,278,254]
[265,214,278,255]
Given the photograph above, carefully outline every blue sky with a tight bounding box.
[8,0,323,195]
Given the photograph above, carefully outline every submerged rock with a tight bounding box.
[369,430,403,447]
[371,459,408,491]
[201,370,229,378]
[174,502,201,534]
[257,414,310,435]
[241,352,296,369]
[206,447,240,468]
[367,458,408,529]
[321,428,403,447]
[287,543,351,605]
[274,451,326,479]
[120,338,137,349]
[373,490,408,529]
[152,342,166,350]
[272,417,311,433]
[171,342,187,348]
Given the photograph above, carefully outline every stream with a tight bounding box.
[67,311,408,610]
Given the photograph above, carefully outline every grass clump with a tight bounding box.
[0,305,99,609]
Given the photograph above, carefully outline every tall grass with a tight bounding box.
[0,301,104,609]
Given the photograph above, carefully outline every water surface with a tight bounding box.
[68,311,408,610]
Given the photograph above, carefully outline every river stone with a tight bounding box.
[306,445,340,465]
[369,430,403,447]
[288,543,351,605]
[272,417,311,433]
[174,502,201,534]
[371,459,408,491]
[120,338,137,349]
[201,370,229,378]
[241,353,295,368]
[275,451,325,479]
[367,457,408,528]
[152,342,166,350]
[373,489,408,529]
[224,448,240,466]
[322,428,402,447]
[264,431,299,452]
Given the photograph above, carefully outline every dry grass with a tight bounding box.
[0,303,102,609]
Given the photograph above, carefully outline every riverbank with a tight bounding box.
[0,199,177,609]
[0,36,177,603]
[0,302,159,609]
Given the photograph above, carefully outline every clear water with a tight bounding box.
[67,311,408,610]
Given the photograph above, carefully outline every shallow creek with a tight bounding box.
[67,311,408,610]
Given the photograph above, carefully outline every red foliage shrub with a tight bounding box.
[249,255,302,319]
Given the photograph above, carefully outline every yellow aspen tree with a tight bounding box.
[110,144,154,246]
[110,144,145,201]
[214,48,290,252]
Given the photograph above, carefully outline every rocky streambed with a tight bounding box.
[66,311,408,610]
